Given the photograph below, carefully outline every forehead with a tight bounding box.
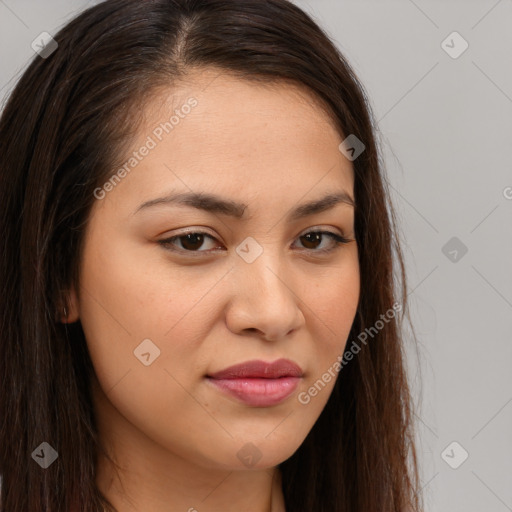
[98,68,355,215]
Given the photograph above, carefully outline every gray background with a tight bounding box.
[1,0,511,510]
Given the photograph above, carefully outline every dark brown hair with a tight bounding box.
[0,0,423,510]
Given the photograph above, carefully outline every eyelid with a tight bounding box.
[160,224,346,239]
[297,225,344,237]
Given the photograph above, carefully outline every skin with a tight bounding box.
[64,67,360,512]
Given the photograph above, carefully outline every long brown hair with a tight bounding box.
[0,0,423,510]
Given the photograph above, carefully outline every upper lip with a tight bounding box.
[207,358,303,379]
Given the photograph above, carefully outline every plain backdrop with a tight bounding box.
[1,1,511,511]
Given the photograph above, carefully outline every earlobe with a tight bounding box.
[60,286,80,324]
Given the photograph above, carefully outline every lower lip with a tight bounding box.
[206,377,300,407]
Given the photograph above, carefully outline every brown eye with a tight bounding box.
[299,232,323,249]
[158,232,220,253]
[294,231,351,253]
[177,233,206,251]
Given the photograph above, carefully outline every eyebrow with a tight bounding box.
[134,190,355,221]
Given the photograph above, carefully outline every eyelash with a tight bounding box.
[157,229,352,256]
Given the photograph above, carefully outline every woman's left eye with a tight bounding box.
[158,229,352,255]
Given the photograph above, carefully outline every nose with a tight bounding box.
[225,247,305,341]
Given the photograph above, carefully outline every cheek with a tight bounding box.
[77,229,220,389]
[77,235,222,463]
[308,261,360,346]
[298,260,360,396]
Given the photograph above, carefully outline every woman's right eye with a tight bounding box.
[158,231,222,254]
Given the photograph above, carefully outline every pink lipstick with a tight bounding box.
[206,359,302,407]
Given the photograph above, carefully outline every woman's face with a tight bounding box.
[71,68,360,472]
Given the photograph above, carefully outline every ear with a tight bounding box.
[59,286,80,324]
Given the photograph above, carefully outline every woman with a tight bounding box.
[0,0,422,510]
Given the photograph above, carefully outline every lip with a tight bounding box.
[206,359,303,407]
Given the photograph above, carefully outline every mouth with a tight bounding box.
[206,358,303,407]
